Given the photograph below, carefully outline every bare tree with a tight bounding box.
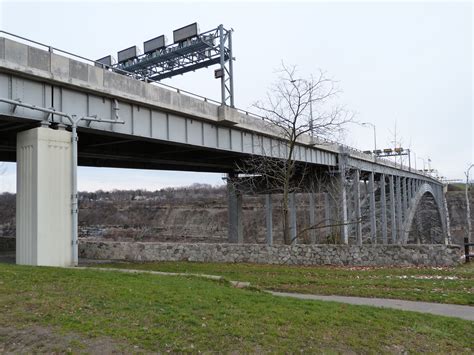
[236,64,352,244]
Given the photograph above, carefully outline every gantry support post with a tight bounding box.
[354,170,362,245]
[309,192,316,244]
[289,192,297,244]
[389,175,397,243]
[396,176,403,244]
[380,174,388,244]
[368,171,377,243]
[227,173,243,243]
[265,194,273,245]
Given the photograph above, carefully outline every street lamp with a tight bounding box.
[361,122,377,152]
[418,157,427,171]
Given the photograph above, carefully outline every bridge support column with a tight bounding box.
[396,176,403,244]
[338,151,349,244]
[309,192,316,244]
[368,171,377,243]
[16,126,73,267]
[389,175,397,243]
[407,178,412,207]
[227,173,243,243]
[289,193,297,244]
[380,174,388,244]
[324,192,332,239]
[354,170,362,245]
[265,194,273,245]
[402,178,408,220]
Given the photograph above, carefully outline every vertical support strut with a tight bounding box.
[338,150,349,244]
[218,25,226,106]
[309,192,316,244]
[389,175,397,243]
[402,177,408,221]
[396,176,403,244]
[324,192,332,238]
[407,178,412,208]
[443,185,451,245]
[227,173,243,243]
[71,123,79,265]
[380,174,388,244]
[354,169,362,245]
[369,171,377,243]
[265,194,273,245]
[227,29,235,108]
[289,192,297,244]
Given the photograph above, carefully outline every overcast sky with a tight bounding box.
[0,0,472,192]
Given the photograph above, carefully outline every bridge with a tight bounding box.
[0,33,449,267]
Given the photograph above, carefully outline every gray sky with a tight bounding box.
[0,0,472,192]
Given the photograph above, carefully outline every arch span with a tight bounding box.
[402,183,447,244]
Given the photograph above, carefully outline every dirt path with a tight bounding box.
[268,291,474,321]
[0,325,138,353]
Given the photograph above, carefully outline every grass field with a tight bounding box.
[98,261,474,305]
[0,263,473,353]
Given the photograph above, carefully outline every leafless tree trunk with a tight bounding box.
[236,64,352,244]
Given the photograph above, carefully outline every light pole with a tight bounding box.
[418,157,427,171]
[362,122,377,152]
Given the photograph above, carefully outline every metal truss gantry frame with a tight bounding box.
[114,25,235,107]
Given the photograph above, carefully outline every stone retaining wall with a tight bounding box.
[79,241,463,267]
[0,237,15,251]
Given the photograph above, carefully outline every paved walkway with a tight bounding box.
[268,291,474,321]
[79,267,474,321]
[6,262,472,322]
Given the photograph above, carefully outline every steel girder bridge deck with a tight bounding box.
[0,33,450,266]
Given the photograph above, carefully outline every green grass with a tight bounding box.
[0,264,472,352]
[98,261,474,305]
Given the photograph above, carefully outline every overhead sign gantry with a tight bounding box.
[97,23,235,107]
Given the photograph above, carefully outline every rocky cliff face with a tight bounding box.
[446,190,474,245]
[0,186,472,246]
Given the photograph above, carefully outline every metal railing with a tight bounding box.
[0,30,438,181]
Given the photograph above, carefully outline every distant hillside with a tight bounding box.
[0,184,472,245]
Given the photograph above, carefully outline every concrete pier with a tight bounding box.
[16,127,73,266]
[227,174,243,243]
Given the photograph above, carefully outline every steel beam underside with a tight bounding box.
[0,72,337,171]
